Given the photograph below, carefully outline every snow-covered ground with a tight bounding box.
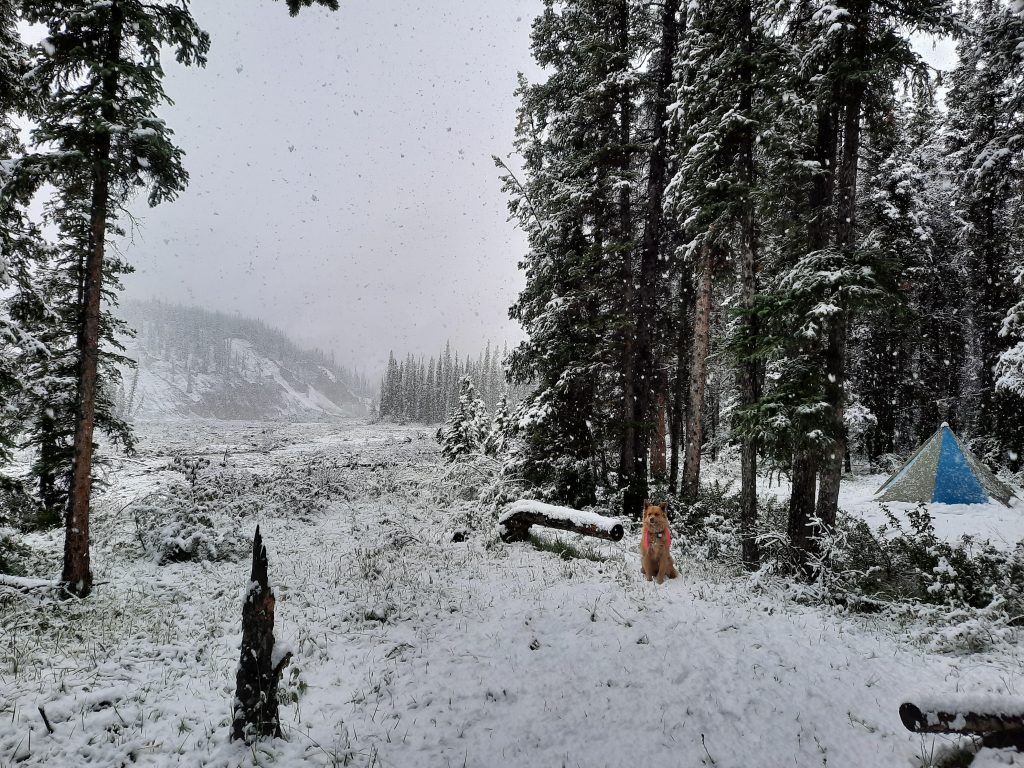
[711,464,1024,550]
[2,421,1023,767]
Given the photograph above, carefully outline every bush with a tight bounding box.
[131,454,351,564]
[0,530,31,576]
[671,483,1023,649]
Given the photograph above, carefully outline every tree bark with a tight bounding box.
[899,700,1024,742]
[232,527,292,742]
[633,0,680,496]
[787,450,819,572]
[62,1,124,599]
[668,270,692,494]
[615,0,639,518]
[650,392,668,481]
[498,509,625,543]
[682,246,714,503]
[787,68,837,567]
[734,0,761,570]
[815,0,866,530]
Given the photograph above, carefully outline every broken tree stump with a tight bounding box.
[231,526,292,742]
[899,697,1024,751]
[498,500,624,543]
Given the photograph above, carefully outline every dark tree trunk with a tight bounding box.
[668,270,692,494]
[900,700,1024,742]
[787,91,837,567]
[651,393,668,481]
[232,527,292,742]
[735,0,761,571]
[788,450,819,571]
[631,0,680,503]
[682,246,714,503]
[62,1,124,599]
[815,0,866,530]
[615,0,639,518]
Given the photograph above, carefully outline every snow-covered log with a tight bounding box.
[899,696,1024,749]
[231,527,292,742]
[498,500,624,543]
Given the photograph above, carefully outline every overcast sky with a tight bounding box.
[121,1,956,377]
[123,0,543,375]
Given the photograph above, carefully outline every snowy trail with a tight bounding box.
[1,421,1021,767]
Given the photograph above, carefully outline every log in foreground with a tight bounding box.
[900,697,1024,750]
[499,500,624,543]
[232,526,292,742]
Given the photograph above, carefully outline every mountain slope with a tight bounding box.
[119,301,369,420]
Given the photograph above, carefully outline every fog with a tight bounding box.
[123,0,542,375]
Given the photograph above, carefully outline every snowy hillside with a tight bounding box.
[119,301,369,421]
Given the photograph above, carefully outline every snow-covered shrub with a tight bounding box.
[134,496,247,564]
[790,504,1024,630]
[131,453,351,564]
[0,529,30,576]
[438,377,489,461]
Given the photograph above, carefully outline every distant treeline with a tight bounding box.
[376,342,524,424]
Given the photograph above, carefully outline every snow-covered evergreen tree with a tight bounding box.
[18,0,209,596]
[483,394,514,457]
[439,377,489,462]
[502,0,642,508]
[947,0,1024,468]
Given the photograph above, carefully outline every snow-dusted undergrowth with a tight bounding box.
[2,420,1022,767]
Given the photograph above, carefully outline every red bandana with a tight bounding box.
[642,527,671,549]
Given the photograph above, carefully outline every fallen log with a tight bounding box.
[231,526,292,743]
[498,500,624,543]
[899,696,1024,750]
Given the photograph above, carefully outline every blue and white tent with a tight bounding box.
[875,423,1014,506]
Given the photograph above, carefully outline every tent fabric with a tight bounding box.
[876,424,1015,506]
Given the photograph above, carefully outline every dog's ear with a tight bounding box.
[660,501,669,514]
[643,499,651,508]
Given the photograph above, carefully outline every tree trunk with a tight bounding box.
[682,246,714,503]
[615,0,639,518]
[668,271,692,494]
[736,0,761,568]
[787,450,818,572]
[899,700,1024,740]
[232,527,292,742]
[632,0,680,501]
[62,1,124,599]
[787,75,837,566]
[650,392,668,481]
[815,1,865,529]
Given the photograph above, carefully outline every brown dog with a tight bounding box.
[640,501,678,584]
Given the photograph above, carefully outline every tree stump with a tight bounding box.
[231,526,292,742]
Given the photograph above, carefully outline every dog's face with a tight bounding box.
[643,502,668,533]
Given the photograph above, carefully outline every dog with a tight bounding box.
[640,501,678,584]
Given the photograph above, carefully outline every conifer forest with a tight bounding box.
[1,1,1024,766]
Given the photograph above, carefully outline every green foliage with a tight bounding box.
[279,0,339,16]
[0,532,30,576]
[438,377,489,462]
[526,532,607,563]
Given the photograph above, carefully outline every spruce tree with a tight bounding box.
[439,377,489,462]
[502,0,640,507]
[947,0,1024,468]
[19,0,209,597]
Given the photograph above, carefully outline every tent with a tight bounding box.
[875,423,1015,506]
